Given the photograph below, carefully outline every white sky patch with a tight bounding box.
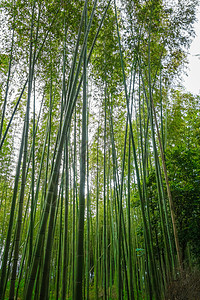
[183,8,200,95]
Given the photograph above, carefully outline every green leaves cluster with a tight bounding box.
[166,90,200,264]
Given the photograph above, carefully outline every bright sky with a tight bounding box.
[182,9,200,94]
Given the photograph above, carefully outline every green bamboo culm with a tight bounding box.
[9,3,36,298]
[75,1,88,299]
[103,81,107,300]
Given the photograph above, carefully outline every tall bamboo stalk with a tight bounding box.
[75,2,88,298]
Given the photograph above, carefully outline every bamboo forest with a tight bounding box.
[0,0,200,299]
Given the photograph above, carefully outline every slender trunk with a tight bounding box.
[75,4,87,298]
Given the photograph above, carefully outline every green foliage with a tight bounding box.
[90,6,124,92]
[166,90,200,264]
[0,54,9,74]
[122,0,197,83]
